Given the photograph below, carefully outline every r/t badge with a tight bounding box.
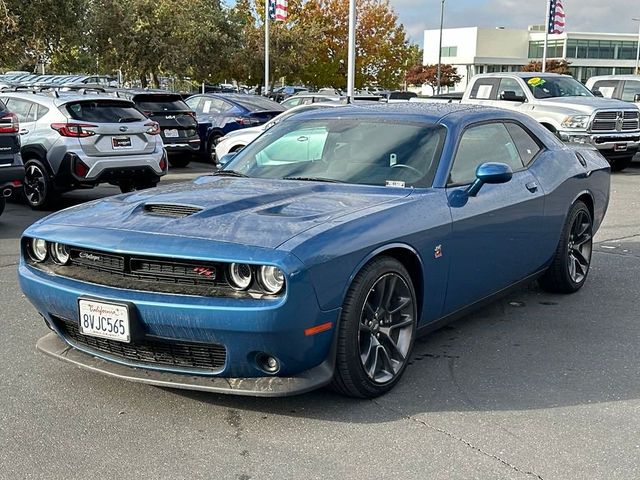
[434,244,443,259]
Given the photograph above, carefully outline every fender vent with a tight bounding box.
[144,203,203,218]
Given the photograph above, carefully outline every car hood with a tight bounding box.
[39,176,411,249]
[538,96,636,113]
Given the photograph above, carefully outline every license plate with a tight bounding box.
[112,136,132,149]
[614,143,628,152]
[78,299,130,343]
[164,129,179,138]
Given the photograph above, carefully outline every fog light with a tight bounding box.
[29,238,48,262]
[256,353,280,374]
[50,242,70,265]
[229,263,252,290]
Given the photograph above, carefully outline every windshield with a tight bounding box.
[225,117,445,187]
[524,76,594,99]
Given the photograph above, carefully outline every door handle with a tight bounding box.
[19,129,29,135]
[525,181,538,193]
[297,136,309,142]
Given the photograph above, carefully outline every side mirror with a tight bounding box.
[216,152,237,169]
[467,162,513,197]
[634,93,640,103]
[500,90,526,102]
[592,89,604,97]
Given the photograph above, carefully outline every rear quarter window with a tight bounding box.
[65,101,146,123]
[469,78,500,100]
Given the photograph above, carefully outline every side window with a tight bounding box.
[591,80,618,99]
[505,123,542,166]
[450,123,524,185]
[468,78,499,100]
[282,97,301,108]
[185,96,201,112]
[34,103,49,121]
[498,78,526,99]
[621,81,640,102]
[5,99,36,123]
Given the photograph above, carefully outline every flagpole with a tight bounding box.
[542,0,551,72]
[265,0,270,96]
[346,0,356,102]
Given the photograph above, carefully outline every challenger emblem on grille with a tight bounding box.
[193,267,216,278]
[79,252,102,262]
[616,112,624,132]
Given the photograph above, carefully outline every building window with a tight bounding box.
[566,39,639,59]
[529,40,564,58]
[440,46,457,57]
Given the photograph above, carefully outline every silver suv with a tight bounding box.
[0,91,167,208]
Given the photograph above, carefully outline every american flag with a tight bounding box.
[548,0,566,34]
[268,0,288,21]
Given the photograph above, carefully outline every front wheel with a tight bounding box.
[331,256,417,398]
[207,134,223,163]
[23,159,56,209]
[539,200,593,293]
[607,155,633,172]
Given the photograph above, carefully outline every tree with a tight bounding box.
[405,64,461,90]
[522,60,571,75]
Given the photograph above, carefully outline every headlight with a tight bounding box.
[228,263,252,290]
[561,115,590,129]
[50,242,70,265]
[257,265,285,294]
[29,238,48,262]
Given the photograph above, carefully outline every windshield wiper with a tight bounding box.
[119,117,142,123]
[212,170,248,178]
[282,176,344,183]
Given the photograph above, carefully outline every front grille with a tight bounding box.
[131,258,217,285]
[70,249,125,271]
[591,110,640,132]
[144,203,203,218]
[54,316,226,371]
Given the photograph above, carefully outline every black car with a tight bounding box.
[116,90,200,168]
[0,99,24,217]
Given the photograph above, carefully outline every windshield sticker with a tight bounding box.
[386,180,406,188]
[527,77,546,87]
[389,153,397,166]
[476,85,493,99]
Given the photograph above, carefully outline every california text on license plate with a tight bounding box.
[112,136,132,149]
[164,129,179,138]
[78,299,131,343]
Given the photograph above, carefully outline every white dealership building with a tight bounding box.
[423,25,639,92]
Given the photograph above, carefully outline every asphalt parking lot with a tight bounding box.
[1,158,639,480]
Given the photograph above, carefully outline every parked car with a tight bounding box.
[215,102,343,161]
[268,86,308,102]
[0,91,167,208]
[185,93,285,162]
[586,75,640,105]
[0,99,24,217]
[115,90,199,168]
[461,73,640,171]
[280,93,340,109]
[21,103,609,398]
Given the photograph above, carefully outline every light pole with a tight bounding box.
[346,0,356,102]
[436,0,445,95]
[633,18,640,75]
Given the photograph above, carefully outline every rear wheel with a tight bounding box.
[539,200,593,293]
[331,256,417,398]
[607,155,633,172]
[23,159,56,209]
[168,156,191,168]
[207,134,223,163]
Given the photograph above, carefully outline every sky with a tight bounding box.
[394,0,640,46]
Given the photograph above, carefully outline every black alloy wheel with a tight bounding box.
[331,256,417,398]
[539,200,593,293]
[23,159,55,209]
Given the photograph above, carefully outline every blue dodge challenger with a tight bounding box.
[19,103,609,398]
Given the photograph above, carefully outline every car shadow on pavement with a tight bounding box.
[167,242,640,422]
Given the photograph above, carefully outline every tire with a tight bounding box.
[23,159,57,209]
[330,256,417,398]
[119,179,158,193]
[168,157,191,168]
[539,200,593,293]
[607,156,632,172]
[206,134,223,163]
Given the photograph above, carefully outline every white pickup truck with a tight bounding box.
[461,72,640,171]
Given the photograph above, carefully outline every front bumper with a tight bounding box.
[37,332,335,397]
[559,130,640,154]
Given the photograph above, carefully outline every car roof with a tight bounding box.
[587,75,640,82]
[474,72,569,79]
[0,91,134,107]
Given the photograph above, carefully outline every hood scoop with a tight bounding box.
[143,203,203,218]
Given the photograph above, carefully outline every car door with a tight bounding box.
[443,121,546,314]
[5,98,37,144]
[621,80,640,104]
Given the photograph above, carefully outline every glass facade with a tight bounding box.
[529,40,564,58]
[566,39,639,59]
